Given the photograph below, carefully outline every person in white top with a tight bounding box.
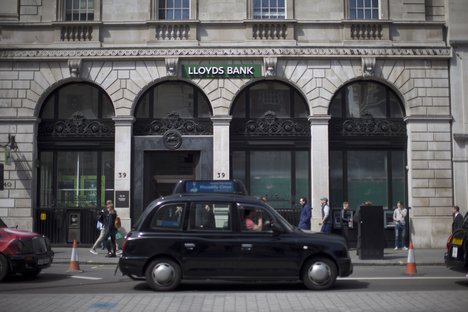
[393,201,408,250]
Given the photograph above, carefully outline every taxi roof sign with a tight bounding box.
[172,180,247,195]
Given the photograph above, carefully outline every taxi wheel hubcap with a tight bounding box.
[152,262,175,286]
[308,261,331,284]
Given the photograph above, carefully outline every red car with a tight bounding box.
[0,217,54,281]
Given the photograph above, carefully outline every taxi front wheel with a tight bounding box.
[145,258,181,291]
[302,257,337,290]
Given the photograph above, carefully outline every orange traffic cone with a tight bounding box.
[404,241,417,275]
[67,240,83,272]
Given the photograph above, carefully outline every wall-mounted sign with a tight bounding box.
[182,64,262,79]
[115,191,129,208]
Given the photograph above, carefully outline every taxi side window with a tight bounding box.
[150,204,185,230]
[239,206,274,232]
[188,202,232,231]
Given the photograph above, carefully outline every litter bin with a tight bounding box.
[67,211,81,243]
[357,205,384,259]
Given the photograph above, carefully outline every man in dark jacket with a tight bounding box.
[452,206,464,233]
[297,197,312,230]
[340,201,352,247]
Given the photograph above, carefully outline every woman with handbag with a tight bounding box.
[103,200,118,258]
[89,202,109,255]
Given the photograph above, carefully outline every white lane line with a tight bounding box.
[70,276,102,280]
[339,276,466,281]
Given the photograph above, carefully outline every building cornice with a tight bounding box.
[0,117,39,124]
[0,46,452,61]
[404,115,453,123]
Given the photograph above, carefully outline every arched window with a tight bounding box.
[37,83,115,244]
[329,81,407,211]
[231,81,310,210]
[134,81,212,135]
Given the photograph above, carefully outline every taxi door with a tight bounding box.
[180,201,238,278]
[235,204,300,279]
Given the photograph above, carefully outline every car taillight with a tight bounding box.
[446,234,453,251]
[121,238,128,253]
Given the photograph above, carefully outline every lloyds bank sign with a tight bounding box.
[182,64,262,79]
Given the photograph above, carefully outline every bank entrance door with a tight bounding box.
[143,151,197,209]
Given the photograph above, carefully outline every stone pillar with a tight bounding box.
[0,117,37,231]
[112,116,134,232]
[309,115,331,231]
[211,115,232,180]
[406,116,453,248]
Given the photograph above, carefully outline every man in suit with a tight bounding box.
[452,205,464,233]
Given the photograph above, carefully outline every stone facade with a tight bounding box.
[0,0,461,247]
[448,0,468,233]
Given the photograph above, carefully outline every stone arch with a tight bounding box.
[33,61,118,118]
[226,76,310,117]
[326,76,407,118]
[315,59,435,117]
[130,76,213,117]
[228,78,311,118]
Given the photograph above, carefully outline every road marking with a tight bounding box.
[70,276,102,280]
[339,276,466,281]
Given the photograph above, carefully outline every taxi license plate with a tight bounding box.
[38,258,50,265]
[452,246,458,258]
[452,237,463,246]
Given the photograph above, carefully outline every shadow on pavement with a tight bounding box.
[132,280,370,292]
[2,272,70,284]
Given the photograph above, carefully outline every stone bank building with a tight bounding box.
[0,0,466,248]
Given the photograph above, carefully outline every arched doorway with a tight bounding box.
[133,81,213,218]
[329,81,407,211]
[36,82,115,245]
[230,80,310,212]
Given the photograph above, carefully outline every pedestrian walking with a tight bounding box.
[452,206,463,233]
[103,201,118,257]
[393,201,408,250]
[319,197,332,233]
[89,203,108,255]
[340,201,352,247]
[297,197,312,230]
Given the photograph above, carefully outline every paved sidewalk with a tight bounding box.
[52,245,446,266]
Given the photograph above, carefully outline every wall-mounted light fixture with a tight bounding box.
[4,134,17,165]
[8,134,17,151]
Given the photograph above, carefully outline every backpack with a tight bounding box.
[115,216,121,229]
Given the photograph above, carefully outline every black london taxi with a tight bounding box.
[119,180,352,291]
[445,212,468,273]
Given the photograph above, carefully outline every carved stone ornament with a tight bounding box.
[68,58,82,77]
[329,118,406,138]
[264,57,277,76]
[0,47,452,60]
[38,114,115,138]
[362,57,376,77]
[165,57,179,76]
[231,111,310,137]
[163,129,183,150]
[133,112,213,135]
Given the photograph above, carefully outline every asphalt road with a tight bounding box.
[1,264,467,294]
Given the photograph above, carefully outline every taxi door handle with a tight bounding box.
[241,243,253,251]
[184,243,196,250]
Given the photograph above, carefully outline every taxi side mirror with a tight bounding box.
[271,223,285,234]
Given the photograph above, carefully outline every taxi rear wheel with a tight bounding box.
[302,257,337,290]
[0,254,9,281]
[145,258,181,291]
